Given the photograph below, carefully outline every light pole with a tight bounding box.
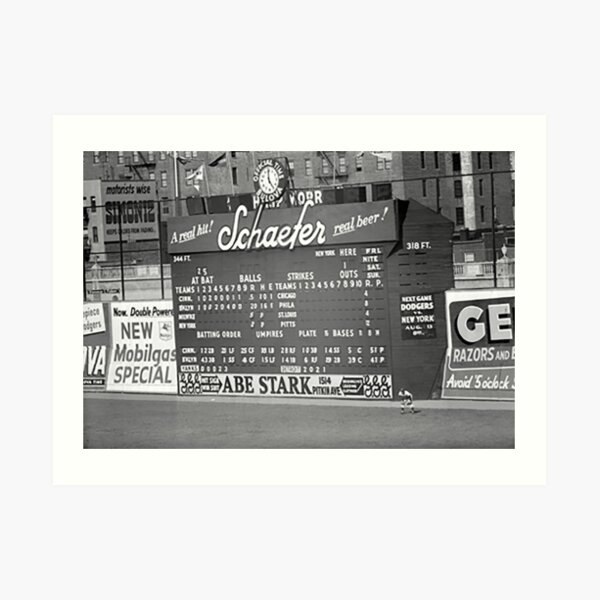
[490,171,497,288]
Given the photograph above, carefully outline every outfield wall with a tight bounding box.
[83,300,177,394]
[84,285,515,401]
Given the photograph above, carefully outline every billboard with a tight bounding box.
[83,302,109,389]
[83,179,106,257]
[168,199,397,253]
[180,373,392,399]
[101,181,158,243]
[441,289,515,400]
[106,300,177,393]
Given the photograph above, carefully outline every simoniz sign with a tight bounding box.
[101,181,158,242]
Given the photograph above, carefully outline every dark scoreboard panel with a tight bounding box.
[169,200,398,399]
[168,198,455,400]
[172,243,394,399]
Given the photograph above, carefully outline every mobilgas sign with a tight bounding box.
[168,199,398,254]
[106,301,177,394]
[441,289,515,400]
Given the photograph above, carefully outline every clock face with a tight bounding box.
[258,165,280,194]
[253,158,289,205]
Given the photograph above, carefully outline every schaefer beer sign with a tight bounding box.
[442,289,515,400]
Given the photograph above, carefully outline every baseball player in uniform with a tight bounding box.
[397,388,415,414]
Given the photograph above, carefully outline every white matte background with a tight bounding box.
[54,114,544,486]
[3,1,593,599]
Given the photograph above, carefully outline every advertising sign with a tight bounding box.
[441,289,515,400]
[168,199,397,254]
[83,302,109,389]
[101,181,158,243]
[83,302,106,336]
[106,300,177,393]
[84,281,122,302]
[179,373,392,399]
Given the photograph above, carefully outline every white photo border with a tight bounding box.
[54,115,546,485]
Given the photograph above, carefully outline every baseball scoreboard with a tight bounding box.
[168,200,398,398]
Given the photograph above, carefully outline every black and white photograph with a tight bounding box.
[82,148,516,449]
[8,0,599,596]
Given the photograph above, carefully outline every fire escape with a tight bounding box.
[124,151,157,180]
[316,151,348,186]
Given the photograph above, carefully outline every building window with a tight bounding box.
[420,152,426,169]
[117,151,124,164]
[384,158,391,170]
[160,171,168,188]
[356,154,363,172]
[422,179,427,197]
[376,156,384,170]
[192,151,198,158]
[231,151,236,158]
[148,151,154,162]
[477,152,482,169]
[373,183,392,201]
[103,152,110,162]
[160,152,167,160]
[480,206,485,222]
[288,160,295,176]
[339,155,347,174]
[184,151,191,158]
[149,172,155,181]
[452,152,461,172]
[133,151,139,163]
[163,205,170,214]
[231,166,238,186]
[489,152,493,169]
[93,152,100,164]
[454,180,463,198]
[91,199,96,213]
[185,169,192,184]
[456,207,465,226]
[92,226,98,243]
[322,156,330,175]
[305,158,312,176]
[434,152,439,169]
[464,252,475,263]
[478,178,484,196]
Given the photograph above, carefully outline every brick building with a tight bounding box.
[83,150,514,229]
[83,151,514,298]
